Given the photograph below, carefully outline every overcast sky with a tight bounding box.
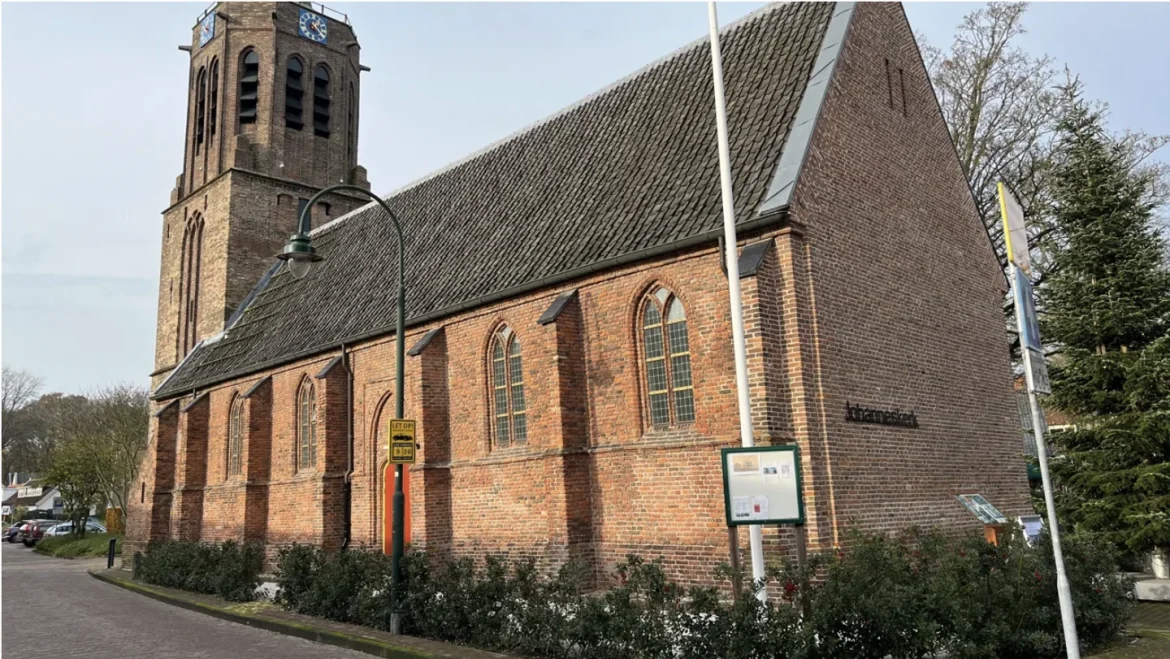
[3,2,1168,395]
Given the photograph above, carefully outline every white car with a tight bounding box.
[44,521,106,537]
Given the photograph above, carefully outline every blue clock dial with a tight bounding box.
[298,10,328,44]
[199,13,216,47]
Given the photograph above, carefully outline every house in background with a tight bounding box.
[2,478,64,522]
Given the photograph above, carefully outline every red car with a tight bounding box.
[20,520,60,547]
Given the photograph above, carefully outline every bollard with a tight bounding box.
[107,537,117,569]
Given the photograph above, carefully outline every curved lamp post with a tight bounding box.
[278,184,408,634]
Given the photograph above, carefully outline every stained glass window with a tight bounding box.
[228,395,244,476]
[298,379,317,470]
[489,326,527,448]
[642,288,695,427]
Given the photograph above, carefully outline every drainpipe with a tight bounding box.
[340,344,355,551]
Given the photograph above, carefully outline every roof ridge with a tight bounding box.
[310,1,793,239]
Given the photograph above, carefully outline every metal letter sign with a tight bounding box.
[388,420,416,465]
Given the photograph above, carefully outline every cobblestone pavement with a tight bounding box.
[1,542,371,658]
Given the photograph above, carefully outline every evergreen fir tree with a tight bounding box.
[1041,87,1170,560]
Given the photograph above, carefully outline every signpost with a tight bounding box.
[721,446,805,526]
[721,445,806,605]
[388,419,416,465]
[999,182,1080,659]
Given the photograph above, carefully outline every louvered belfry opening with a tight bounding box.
[194,67,206,152]
[208,59,219,140]
[238,50,259,126]
[313,65,331,137]
[285,57,304,130]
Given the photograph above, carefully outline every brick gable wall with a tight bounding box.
[784,2,1031,543]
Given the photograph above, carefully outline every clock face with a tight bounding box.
[298,10,328,44]
[199,13,215,47]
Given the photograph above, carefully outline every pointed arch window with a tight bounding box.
[346,82,355,166]
[641,287,695,427]
[285,57,304,130]
[208,59,219,140]
[194,67,207,152]
[227,394,244,477]
[297,379,318,471]
[312,65,331,137]
[489,326,526,448]
[177,213,205,358]
[238,49,259,126]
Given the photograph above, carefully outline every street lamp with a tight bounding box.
[278,183,409,634]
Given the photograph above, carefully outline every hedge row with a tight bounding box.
[271,528,1133,659]
[135,539,263,602]
[35,533,122,559]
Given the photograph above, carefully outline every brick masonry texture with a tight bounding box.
[127,2,1032,589]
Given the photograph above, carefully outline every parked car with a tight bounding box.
[21,520,62,547]
[45,521,106,537]
[6,524,26,543]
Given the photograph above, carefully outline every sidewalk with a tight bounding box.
[89,568,511,659]
[1087,603,1170,658]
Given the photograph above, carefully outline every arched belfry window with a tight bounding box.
[194,67,207,152]
[238,49,259,126]
[228,394,244,477]
[177,213,205,358]
[641,287,695,427]
[297,378,318,471]
[489,325,526,448]
[312,65,331,137]
[285,57,304,130]
[208,59,219,141]
[346,82,355,165]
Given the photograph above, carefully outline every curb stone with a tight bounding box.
[88,569,510,659]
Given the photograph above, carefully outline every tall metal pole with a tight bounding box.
[707,0,767,600]
[295,184,407,634]
[1012,262,1080,659]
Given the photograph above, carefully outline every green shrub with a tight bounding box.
[137,539,263,602]
[34,533,122,558]
[275,545,394,629]
[271,529,1132,659]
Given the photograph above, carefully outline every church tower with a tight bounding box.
[152,2,371,383]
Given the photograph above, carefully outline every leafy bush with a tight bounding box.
[275,544,393,628]
[136,539,263,602]
[35,533,122,559]
[783,528,1134,659]
[269,528,1131,659]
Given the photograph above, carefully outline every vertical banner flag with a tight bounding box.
[998,182,1031,274]
[999,182,1050,395]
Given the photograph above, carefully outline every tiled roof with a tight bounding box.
[155,1,835,399]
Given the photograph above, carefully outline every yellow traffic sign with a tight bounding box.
[388,419,417,464]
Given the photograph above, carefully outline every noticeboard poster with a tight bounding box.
[721,445,805,526]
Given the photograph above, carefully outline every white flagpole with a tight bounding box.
[1000,181,1080,658]
[707,0,767,601]
[1012,263,1081,659]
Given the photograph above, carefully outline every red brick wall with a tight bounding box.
[784,2,1032,544]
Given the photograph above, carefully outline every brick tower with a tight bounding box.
[152,2,371,384]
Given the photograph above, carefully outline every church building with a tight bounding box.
[126,1,1034,585]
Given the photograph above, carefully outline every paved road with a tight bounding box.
[1,541,370,658]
